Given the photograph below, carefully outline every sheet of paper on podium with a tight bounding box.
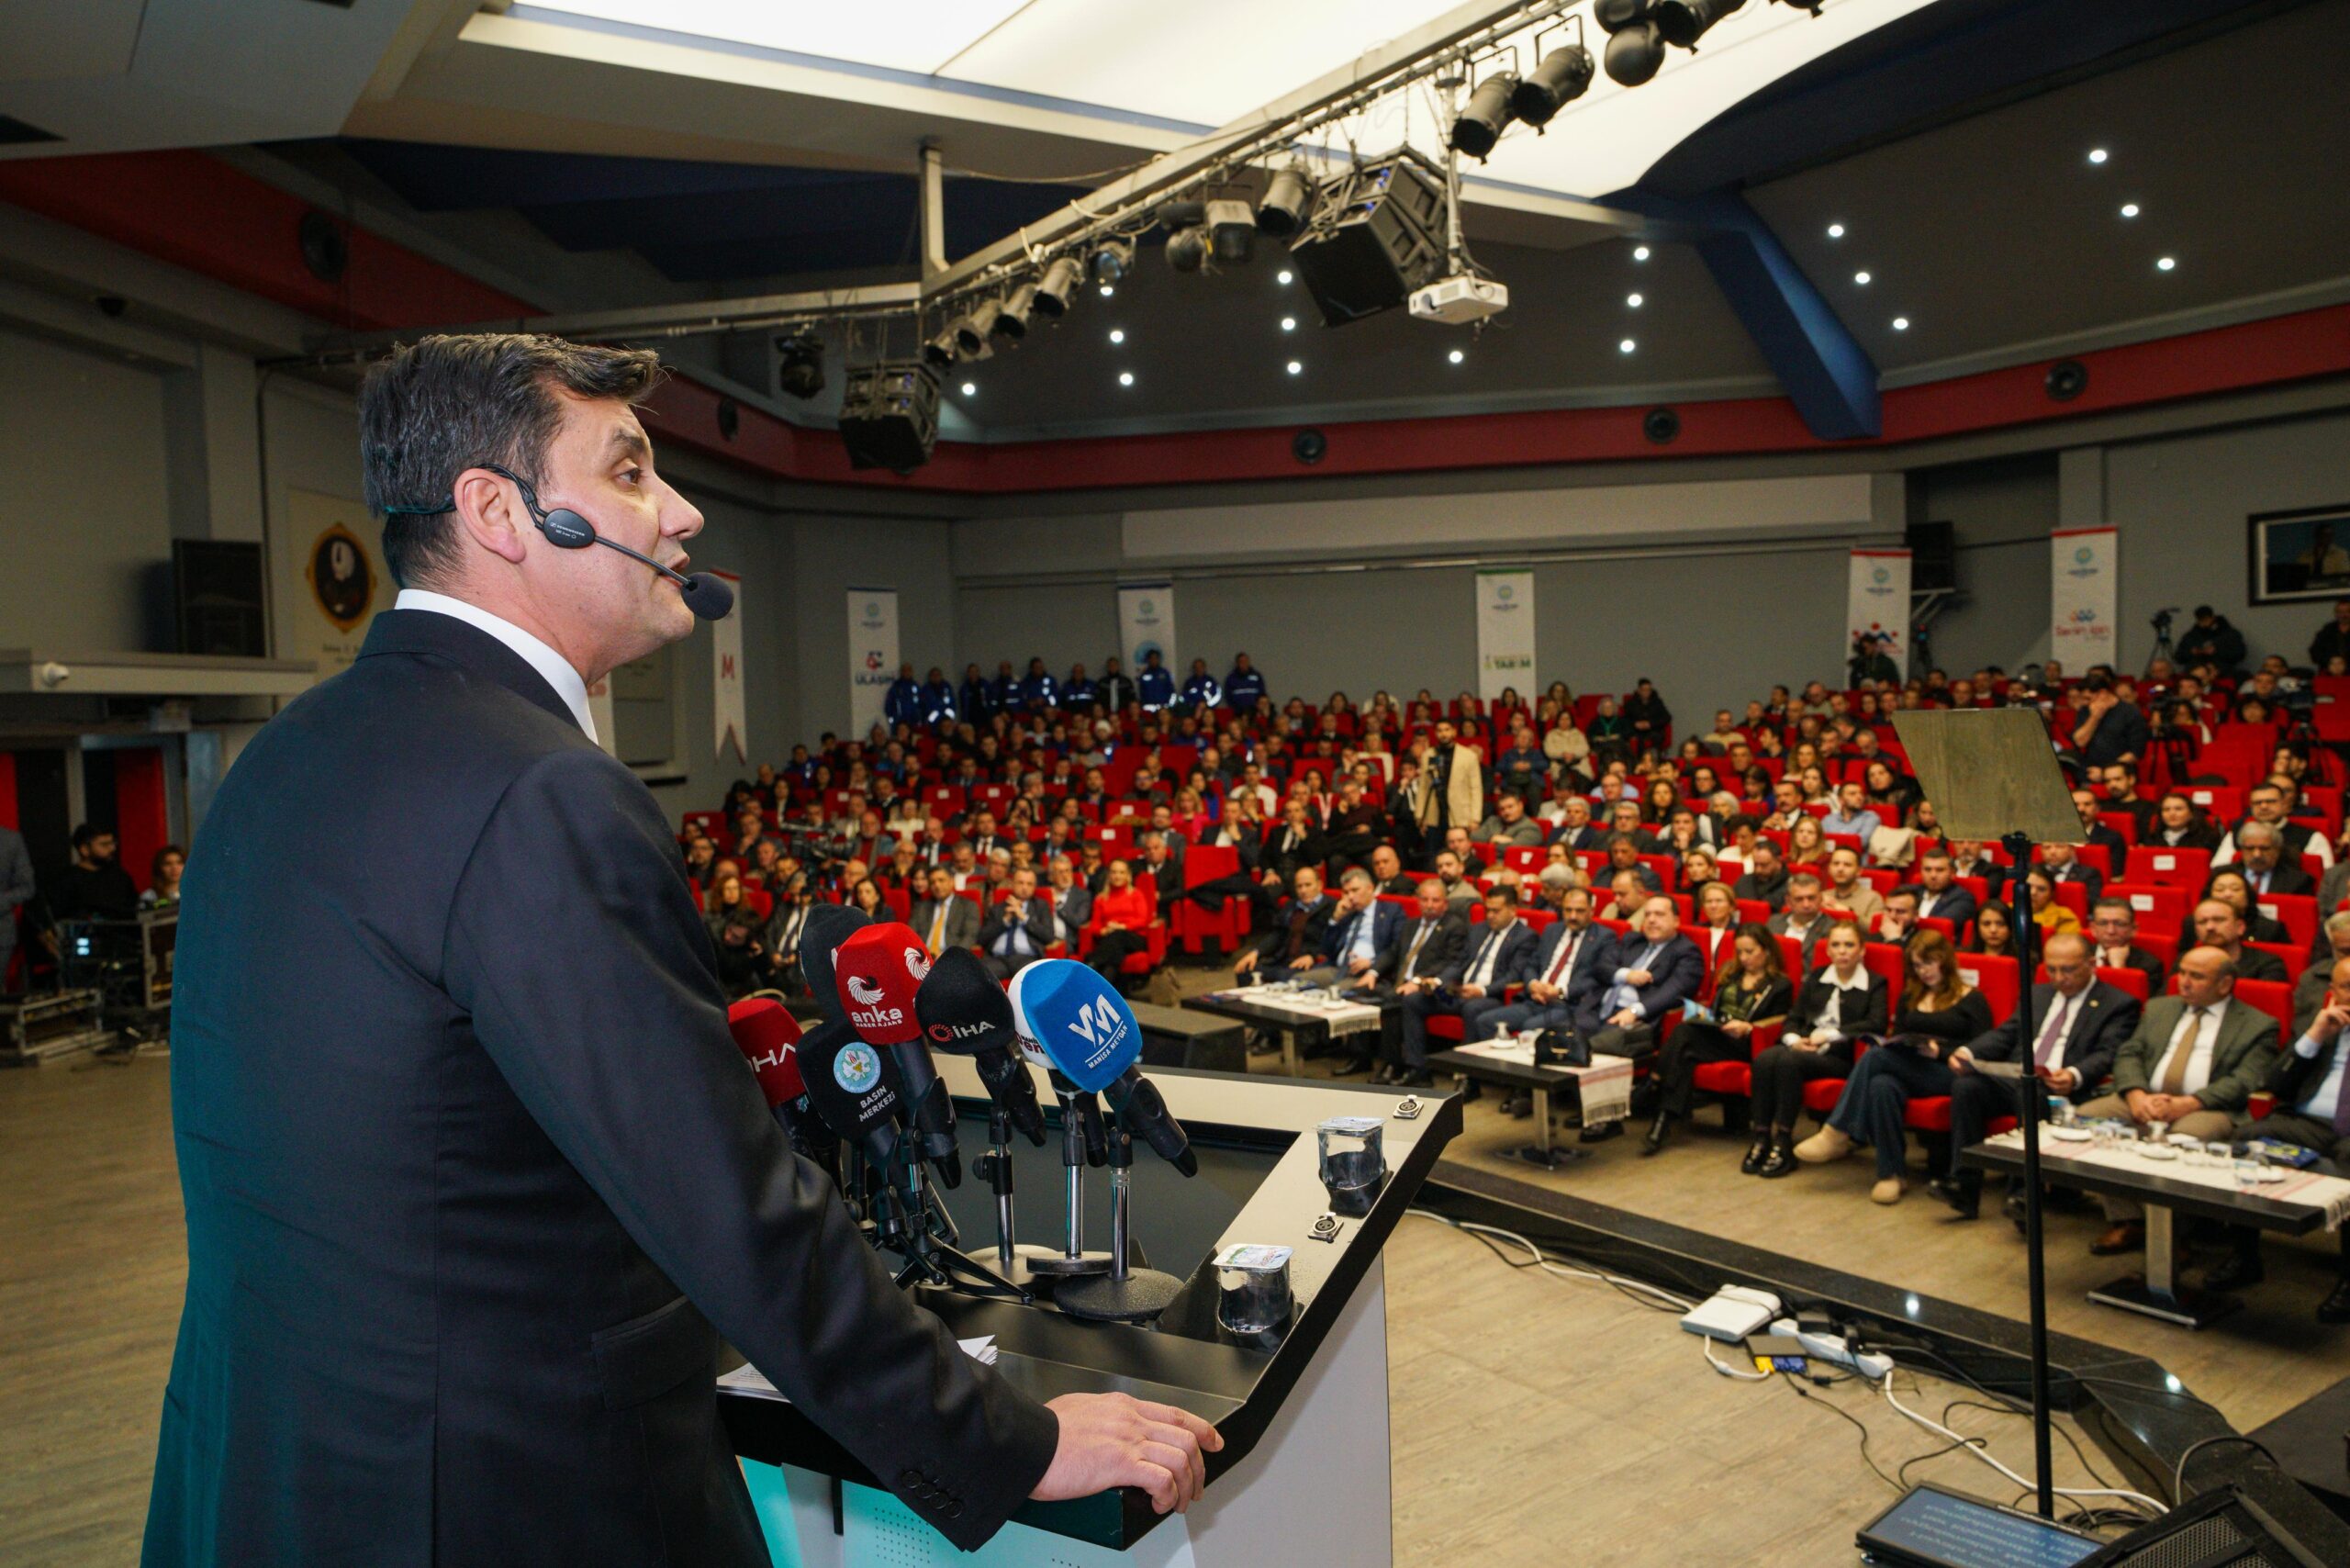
[718,1337,999,1403]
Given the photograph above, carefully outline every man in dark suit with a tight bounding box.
[1040,853,1093,950]
[2192,898,2288,983]
[2222,954,2350,1321]
[2037,841,2104,906]
[1297,868,1402,993]
[1368,844,1417,896]
[2087,898,2168,992]
[1580,896,1704,1059]
[1467,888,1612,1044]
[1361,879,1469,1084]
[1930,933,2142,1218]
[1097,655,1137,714]
[912,867,982,957]
[1232,865,1334,978]
[1912,849,1978,931]
[2230,821,2316,899]
[1395,885,1538,1087]
[1732,838,1789,911]
[143,336,1208,1568]
[1768,874,1833,970]
[975,868,1058,980]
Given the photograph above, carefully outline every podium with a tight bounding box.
[720,1065,1460,1565]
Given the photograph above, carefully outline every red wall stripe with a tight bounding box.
[111,746,170,893]
[5,151,2346,497]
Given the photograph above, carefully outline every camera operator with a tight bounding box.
[2068,668,2148,770]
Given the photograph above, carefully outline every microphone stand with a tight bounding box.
[972,1102,1062,1292]
[1026,1084,1114,1281]
[1056,1113,1185,1325]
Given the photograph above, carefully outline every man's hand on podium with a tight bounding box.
[1033,1392,1224,1514]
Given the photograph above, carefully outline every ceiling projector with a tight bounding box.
[1408,274,1508,324]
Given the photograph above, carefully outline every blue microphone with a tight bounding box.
[1009,960,1195,1176]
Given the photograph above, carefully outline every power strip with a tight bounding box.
[1771,1316,1894,1381]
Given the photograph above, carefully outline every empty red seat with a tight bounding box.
[2124,846,2210,888]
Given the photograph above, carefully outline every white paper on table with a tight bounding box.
[718,1337,999,1402]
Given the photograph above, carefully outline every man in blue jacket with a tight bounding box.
[1063,663,1100,710]
[1181,657,1223,713]
[1137,650,1175,712]
[1225,653,1267,714]
[1018,656,1058,712]
[919,666,957,725]
[882,663,923,727]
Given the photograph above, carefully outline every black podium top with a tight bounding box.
[720,1065,1460,1549]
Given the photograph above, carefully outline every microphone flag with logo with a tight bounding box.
[725,996,834,1162]
[791,1014,902,1159]
[797,903,871,1021]
[915,946,1046,1144]
[1006,959,1195,1175]
[832,922,927,1044]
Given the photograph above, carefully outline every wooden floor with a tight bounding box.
[4,998,2343,1566]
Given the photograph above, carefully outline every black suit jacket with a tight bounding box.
[1376,910,1467,983]
[976,894,1057,960]
[1914,883,1979,931]
[1441,920,1539,991]
[2243,862,2317,899]
[2268,1028,2348,1126]
[144,611,1054,1567]
[1964,980,2140,1099]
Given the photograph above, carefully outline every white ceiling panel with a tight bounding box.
[521,0,1039,78]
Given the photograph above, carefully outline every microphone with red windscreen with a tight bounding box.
[833,923,961,1187]
[724,996,834,1165]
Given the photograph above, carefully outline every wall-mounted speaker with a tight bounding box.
[1906,520,1956,592]
[1292,428,1327,465]
[298,211,347,285]
[1643,407,1681,444]
[2044,360,2088,402]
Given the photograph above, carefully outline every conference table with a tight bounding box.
[1182,986,1383,1077]
[1427,1041,1635,1171]
[1963,1127,2350,1328]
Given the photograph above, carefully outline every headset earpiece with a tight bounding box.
[536,508,598,549]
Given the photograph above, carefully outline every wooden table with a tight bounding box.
[1427,1047,1634,1170]
[1963,1132,2342,1327]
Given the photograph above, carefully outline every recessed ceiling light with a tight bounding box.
[2156,255,2177,272]
[1286,360,1303,375]
[1099,285,1114,297]
[1619,338,1636,354]
[1891,317,1909,331]
[1827,223,1845,239]
[1448,348,1465,364]
[961,381,977,395]
[2120,202,2140,218]
[2087,147,2109,164]
[1118,371,1135,386]
[1277,269,1293,285]
[1633,245,1651,261]
[1853,271,1872,286]
[1108,328,1125,344]
[1281,316,1296,331]
[1627,292,1643,308]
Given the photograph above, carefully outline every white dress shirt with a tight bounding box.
[2287,1029,2349,1124]
[1813,966,1872,1041]
[1463,924,1511,990]
[396,588,597,742]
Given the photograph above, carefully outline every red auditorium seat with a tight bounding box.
[2257,893,2317,949]
[1953,952,2020,1025]
[2109,882,2188,933]
[2124,846,2210,888]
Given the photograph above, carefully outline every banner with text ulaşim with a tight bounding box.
[847,588,898,739]
[1474,570,1535,702]
[2051,527,2118,666]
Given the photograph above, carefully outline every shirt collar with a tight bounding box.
[395,588,597,742]
[1824,966,1871,992]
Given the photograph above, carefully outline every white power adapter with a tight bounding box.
[1679,1284,1783,1342]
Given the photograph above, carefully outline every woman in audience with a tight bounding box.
[1747,920,1885,1178]
[2022,865,2081,939]
[1587,697,1629,759]
[1645,922,1793,1155]
[848,879,887,919]
[1785,815,1830,868]
[1084,858,1158,992]
[1796,928,1996,1203]
[2142,791,2221,849]
[1964,902,2020,960]
[1687,763,1724,802]
[1688,879,1740,968]
[142,845,187,910]
[2193,868,2291,946]
[1641,776,1682,827]
[1796,765,1834,808]
[1863,758,1920,817]
[704,872,753,943]
[1169,786,1213,844]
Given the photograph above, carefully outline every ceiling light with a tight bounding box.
[1633,245,1651,261]
[1032,255,1082,319]
[2156,255,2177,272]
[1108,328,1125,344]
[1511,45,1595,127]
[1166,224,1210,274]
[1087,235,1135,285]
[773,330,824,399]
[1286,360,1303,375]
[1450,72,1520,162]
[1604,22,1667,86]
[1278,269,1293,285]
[1827,222,1845,238]
[1205,198,1258,264]
[1257,168,1315,240]
[1655,0,1748,50]
[2087,147,2109,164]
[1118,371,1135,386]
[1892,317,1909,331]
[1627,292,1643,308]
[1853,270,1872,285]
[1281,316,1296,331]
[1619,338,1637,353]
[960,382,977,396]
[2120,202,2140,218]
[1449,348,1465,364]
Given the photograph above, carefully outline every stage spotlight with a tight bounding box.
[1511,46,1595,127]
[1087,235,1135,285]
[1654,0,1745,49]
[1449,73,1518,161]
[953,299,1002,355]
[992,282,1038,340]
[1166,225,1210,274]
[1205,199,1257,264]
[1594,0,1651,31]
[1033,256,1082,318]
[1257,166,1315,238]
[923,325,960,368]
[1605,21,1667,85]
[773,330,824,398]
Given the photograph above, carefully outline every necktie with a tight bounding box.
[2156,1006,2207,1096]
[928,902,949,954]
[2033,992,2076,1070]
[1284,902,1312,960]
[1545,930,1581,988]
[1402,921,1433,979]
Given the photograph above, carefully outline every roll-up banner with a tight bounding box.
[712,571,747,761]
[2051,526,2119,666]
[847,587,898,739]
[1117,583,1175,673]
[1846,549,1912,678]
[1474,569,1535,702]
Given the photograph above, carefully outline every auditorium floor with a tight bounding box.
[1,1017,2340,1568]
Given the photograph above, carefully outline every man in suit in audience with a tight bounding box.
[2231,821,2316,899]
[1136,831,1185,915]
[1369,845,1416,896]
[2191,899,2288,983]
[2294,912,2350,1036]
[1547,793,1603,851]
[2038,840,2104,905]
[2075,946,2281,1256]
[1769,873,1832,969]
[1733,838,1789,911]
[912,867,979,957]
[2087,898,2167,991]
[1039,854,1092,951]
[1364,880,1470,1085]
[1232,866,1335,980]
[1097,655,1136,714]
[1467,888,1615,1116]
[1394,885,1537,1088]
[2213,954,2350,1320]
[1443,825,1489,878]
[1582,896,1703,1059]
[1295,872,1403,1070]
[1913,850,1978,931]
[962,810,1005,864]
[975,868,1057,980]
[1930,933,2141,1219]
[2216,779,2333,870]
[1472,791,1545,852]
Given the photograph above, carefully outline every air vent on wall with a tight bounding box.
[0,115,62,146]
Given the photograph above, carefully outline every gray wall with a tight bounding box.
[1913,454,2062,675]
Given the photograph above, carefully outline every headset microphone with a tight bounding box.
[832,923,961,1187]
[913,947,1046,1145]
[1008,959,1196,1176]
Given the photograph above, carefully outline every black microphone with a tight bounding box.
[914,947,1046,1146]
[796,904,872,1022]
[792,1015,904,1170]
